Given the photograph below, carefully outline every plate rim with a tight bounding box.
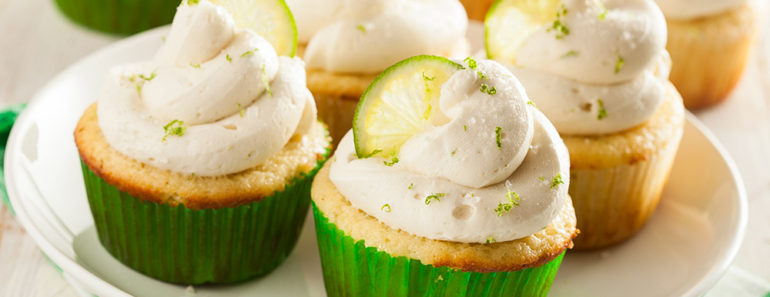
[4,25,748,297]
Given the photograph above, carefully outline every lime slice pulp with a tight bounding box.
[353,55,464,159]
[210,0,298,57]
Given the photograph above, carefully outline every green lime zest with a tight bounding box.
[408,183,414,190]
[495,190,521,216]
[384,156,399,166]
[551,174,565,189]
[262,64,272,96]
[187,0,200,5]
[162,119,186,142]
[238,103,245,118]
[562,50,578,58]
[241,48,259,57]
[480,84,497,95]
[425,193,446,205]
[486,236,496,244]
[614,56,625,74]
[356,24,367,33]
[595,0,607,20]
[226,54,232,62]
[190,63,201,69]
[597,99,607,120]
[547,4,570,39]
[381,204,391,212]
[495,126,503,150]
[464,57,478,69]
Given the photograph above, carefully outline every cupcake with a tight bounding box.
[486,0,685,249]
[285,0,469,146]
[655,0,756,109]
[74,0,330,284]
[312,55,577,296]
[55,0,179,35]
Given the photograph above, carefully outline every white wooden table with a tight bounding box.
[1,0,769,296]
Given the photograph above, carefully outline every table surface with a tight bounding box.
[1,0,769,296]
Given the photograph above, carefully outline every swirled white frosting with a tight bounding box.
[330,60,570,243]
[287,0,469,73]
[97,0,316,176]
[495,0,669,135]
[655,0,747,20]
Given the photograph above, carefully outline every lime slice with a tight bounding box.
[485,0,561,62]
[210,0,298,57]
[353,55,464,159]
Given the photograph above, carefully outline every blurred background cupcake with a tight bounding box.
[655,0,756,109]
[54,0,180,35]
[286,0,469,146]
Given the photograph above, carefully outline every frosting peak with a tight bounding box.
[97,0,315,176]
[491,0,670,135]
[288,0,469,73]
[330,59,570,243]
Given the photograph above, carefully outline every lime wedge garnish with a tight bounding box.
[210,0,298,57]
[485,0,562,62]
[353,55,464,159]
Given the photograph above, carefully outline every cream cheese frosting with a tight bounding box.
[97,0,315,176]
[655,0,747,20]
[287,0,469,74]
[330,60,570,243]
[496,0,669,135]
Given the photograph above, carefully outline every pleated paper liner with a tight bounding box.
[80,155,326,285]
[54,0,179,35]
[568,133,681,250]
[312,204,565,297]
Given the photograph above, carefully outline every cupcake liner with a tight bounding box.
[80,156,326,284]
[568,138,680,250]
[54,0,180,35]
[666,4,755,109]
[311,204,564,297]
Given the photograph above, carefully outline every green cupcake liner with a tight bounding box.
[312,204,564,297]
[80,156,326,285]
[0,103,27,215]
[54,0,180,35]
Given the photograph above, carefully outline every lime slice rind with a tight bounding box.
[210,0,298,57]
[353,55,464,159]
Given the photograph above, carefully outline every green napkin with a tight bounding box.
[0,103,27,215]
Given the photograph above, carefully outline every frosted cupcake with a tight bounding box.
[311,55,577,296]
[486,0,685,249]
[655,0,756,109]
[286,0,469,145]
[74,0,329,284]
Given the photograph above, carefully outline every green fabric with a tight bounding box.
[0,103,27,215]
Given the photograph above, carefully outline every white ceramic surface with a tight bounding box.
[5,24,747,297]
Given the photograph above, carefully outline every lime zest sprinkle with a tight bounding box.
[451,149,457,157]
[562,50,578,58]
[408,183,414,190]
[262,64,272,96]
[477,71,488,80]
[495,190,520,216]
[138,72,156,82]
[361,149,382,159]
[597,99,608,120]
[241,48,259,57]
[161,36,166,43]
[463,57,477,69]
[551,174,565,189]
[356,24,367,33]
[463,125,467,132]
[547,4,570,39]
[614,56,625,74]
[539,176,546,182]
[190,63,201,69]
[162,120,186,142]
[486,236,496,244]
[238,103,245,118]
[495,126,503,150]
[527,100,536,107]
[381,204,391,212]
[187,0,199,5]
[384,156,399,166]
[226,54,232,62]
[425,193,446,205]
[480,84,497,95]
[422,72,435,81]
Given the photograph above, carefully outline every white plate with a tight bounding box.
[5,24,747,297]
